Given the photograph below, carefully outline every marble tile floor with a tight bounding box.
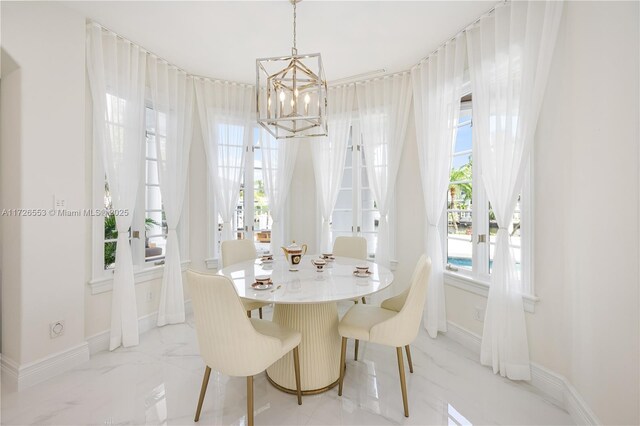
[1,306,574,426]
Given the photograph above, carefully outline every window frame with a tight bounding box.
[329,118,396,262]
[205,124,278,268]
[89,98,190,290]
[442,87,537,310]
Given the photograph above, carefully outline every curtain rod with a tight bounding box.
[330,0,505,86]
[90,0,507,89]
[88,21,252,89]
[412,0,506,70]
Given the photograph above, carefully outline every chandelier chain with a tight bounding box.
[292,0,297,51]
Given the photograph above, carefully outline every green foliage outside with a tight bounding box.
[449,159,473,233]
[104,216,160,269]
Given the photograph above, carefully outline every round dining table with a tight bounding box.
[217,254,394,394]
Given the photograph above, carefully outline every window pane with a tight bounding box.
[361,168,369,189]
[335,189,352,209]
[454,122,472,153]
[341,168,352,188]
[104,241,117,270]
[146,186,162,210]
[362,232,377,259]
[448,99,474,272]
[447,209,473,270]
[362,210,380,234]
[146,235,165,262]
[145,107,156,131]
[143,107,167,262]
[146,135,157,158]
[331,211,352,233]
[146,159,159,185]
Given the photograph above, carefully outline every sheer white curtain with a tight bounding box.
[411,34,467,338]
[356,74,413,266]
[86,23,147,350]
[195,80,253,242]
[148,57,194,326]
[467,0,563,380]
[259,131,299,251]
[311,85,355,253]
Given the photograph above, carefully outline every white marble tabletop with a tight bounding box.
[217,255,394,304]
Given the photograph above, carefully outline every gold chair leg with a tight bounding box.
[194,366,211,422]
[405,345,414,373]
[259,307,263,319]
[396,347,409,417]
[247,376,254,426]
[293,346,302,405]
[338,337,347,396]
[354,339,359,361]
[361,297,366,304]
[247,310,252,318]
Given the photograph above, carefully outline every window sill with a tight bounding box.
[88,260,191,295]
[443,270,539,313]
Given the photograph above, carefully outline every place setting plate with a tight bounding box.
[353,271,372,278]
[251,276,273,290]
[251,282,273,290]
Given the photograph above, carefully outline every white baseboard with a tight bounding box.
[1,342,90,391]
[444,321,482,354]
[444,320,601,425]
[86,299,193,355]
[564,379,602,425]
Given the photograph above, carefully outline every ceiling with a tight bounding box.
[64,1,496,84]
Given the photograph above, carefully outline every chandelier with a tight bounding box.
[256,0,328,139]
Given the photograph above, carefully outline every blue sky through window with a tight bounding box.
[452,123,472,169]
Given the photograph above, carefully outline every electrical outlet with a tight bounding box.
[474,306,485,322]
[146,291,153,302]
[50,320,65,338]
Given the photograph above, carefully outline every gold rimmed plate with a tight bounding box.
[251,281,273,290]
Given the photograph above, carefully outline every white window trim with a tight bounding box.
[88,260,192,295]
[89,100,190,284]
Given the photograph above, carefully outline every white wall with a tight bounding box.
[1,50,23,362]
[547,2,639,423]
[1,1,87,366]
[287,141,318,252]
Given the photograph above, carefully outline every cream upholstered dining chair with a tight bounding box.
[221,239,270,319]
[332,236,367,261]
[337,255,431,417]
[380,281,413,373]
[187,271,302,426]
[332,235,368,360]
[332,236,368,306]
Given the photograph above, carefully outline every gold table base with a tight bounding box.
[266,372,339,395]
